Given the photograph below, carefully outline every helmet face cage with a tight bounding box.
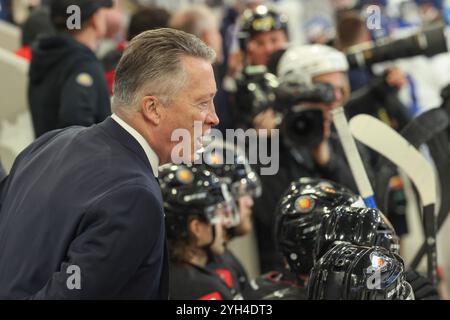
[201,143,262,201]
[160,165,240,240]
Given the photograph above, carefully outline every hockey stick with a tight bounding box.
[402,109,450,270]
[331,107,377,208]
[349,114,438,285]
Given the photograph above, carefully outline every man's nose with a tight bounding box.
[206,103,220,126]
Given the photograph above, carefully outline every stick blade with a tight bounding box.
[349,114,436,206]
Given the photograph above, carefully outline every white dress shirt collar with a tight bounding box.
[111,114,160,177]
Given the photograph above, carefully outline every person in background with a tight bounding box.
[170,4,234,134]
[0,0,12,22]
[102,5,171,95]
[15,6,54,61]
[28,0,112,137]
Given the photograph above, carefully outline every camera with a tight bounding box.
[275,81,335,148]
[346,24,448,69]
[234,66,335,148]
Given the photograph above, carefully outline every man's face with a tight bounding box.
[246,30,288,66]
[159,56,219,164]
[312,71,349,138]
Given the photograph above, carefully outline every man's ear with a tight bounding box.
[140,95,161,125]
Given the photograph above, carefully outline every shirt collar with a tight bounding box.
[111,114,160,177]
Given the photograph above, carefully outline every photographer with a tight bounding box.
[277,44,411,244]
[234,44,363,273]
[227,5,289,131]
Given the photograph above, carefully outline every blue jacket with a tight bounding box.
[0,117,168,299]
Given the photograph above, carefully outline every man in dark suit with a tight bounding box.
[0,28,219,299]
[0,161,5,180]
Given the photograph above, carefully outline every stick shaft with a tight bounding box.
[332,107,376,208]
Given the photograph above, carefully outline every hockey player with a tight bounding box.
[201,141,262,299]
[159,164,243,300]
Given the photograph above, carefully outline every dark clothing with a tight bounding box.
[207,249,250,298]
[345,76,411,130]
[101,43,125,96]
[0,162,5,180]
[29,34,111,137]
[0,0,12,22]
[348,69,372,93]
[345,79,412,236]
[252,270,307,300]
[170,261,240,300]
[253,135,367,273]
[213,66,235,134]
[406,270,440,300]
[0,117,168,299]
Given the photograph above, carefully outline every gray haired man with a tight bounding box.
[0,28,219,299]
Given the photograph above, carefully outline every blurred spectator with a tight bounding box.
[170,5,223,63]
[415,0,443,25]
[304,15,335,45]
[102,5,171,95]
[0,0,12,22]
[220,0,265,78]
[104,0,125,39]
[336,10,372,92]
[28,0,112,137]
[171,4,234,133]
[15,6,54,61]
[127,6,170,41]
[239,4,288,67]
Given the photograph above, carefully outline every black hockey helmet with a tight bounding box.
[159,164,239,240]
[315,206,400,259]
[200,140,262,199]
[237,5,289,51]
[308,243,414,300]
[275,177,363,275]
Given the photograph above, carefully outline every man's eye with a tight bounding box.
[198,101,209,109]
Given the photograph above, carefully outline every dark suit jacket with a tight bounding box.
[0,117,168,299]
